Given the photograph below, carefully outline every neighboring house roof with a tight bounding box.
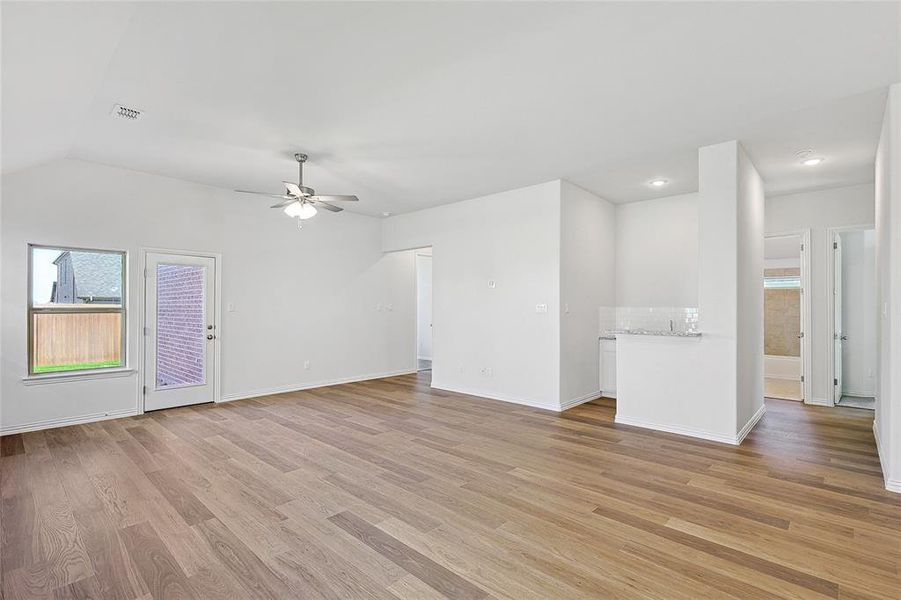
[54,251,122,302]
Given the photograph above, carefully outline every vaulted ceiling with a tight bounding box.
[3,2,899,215]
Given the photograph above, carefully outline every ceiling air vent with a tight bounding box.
[111,104,143,121]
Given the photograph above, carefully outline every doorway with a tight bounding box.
[763,232,811,402]
[830,227,876,410]
[143,250,219,411]
[415,249,432,372]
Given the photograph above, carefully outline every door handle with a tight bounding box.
[840,335,848,341]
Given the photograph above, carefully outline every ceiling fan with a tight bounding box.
[235,153,359,223]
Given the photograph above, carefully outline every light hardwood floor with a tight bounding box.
[2,371,899,599]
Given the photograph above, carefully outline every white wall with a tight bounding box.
[416,253,433,360]
[1,159,416,433]
[874,83,901,492]
[840,229,877,397]
[765,183,875,404]
[735,144,765,430]
[615,193,699,307]
[559,181,615,408]
[382,180,562,410]
[616,141,765,444]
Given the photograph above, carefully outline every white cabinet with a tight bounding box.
[599,339,617,398]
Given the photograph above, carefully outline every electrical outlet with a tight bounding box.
[488,280,496,289]
[536,303,548,313]
[227,302,236,312]
[376,303,383,312]
[303,360,310,370]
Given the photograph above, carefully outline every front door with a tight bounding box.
[144,252,216,411]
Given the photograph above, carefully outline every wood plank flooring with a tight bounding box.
[2,371,899,599]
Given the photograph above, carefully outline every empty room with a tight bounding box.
[3,2,901,599]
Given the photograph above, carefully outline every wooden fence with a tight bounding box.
[32,311,122,368]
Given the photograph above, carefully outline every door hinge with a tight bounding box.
[801,375,805,383]
[834,378,838,386]
[801,243,805,252]
[143,326,149,336]
[142,385,147,395]
[143,267,148,278]
[834,242,838,250]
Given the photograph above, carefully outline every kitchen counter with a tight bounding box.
[601,329,702,339]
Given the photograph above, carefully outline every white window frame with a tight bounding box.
[26,243,128,378]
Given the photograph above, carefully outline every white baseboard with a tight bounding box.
[614,414,738,445]
[872,421,901,494]
[219,369,417,403]
[601,390,617,399]
[429,381,558,412]
[736,404,767,444]
[615,403,765,446]
[843,389,875,398]
[417,355,432,361]
[1,407,140,436]
[560,390,601,411]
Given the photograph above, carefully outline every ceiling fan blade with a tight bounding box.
[283,182,303,197]
[312,200,343,212]
[236,190,296,200]
[310,195,358,202]
[270,199,298,209]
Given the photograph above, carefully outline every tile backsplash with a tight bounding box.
[600,306,700,334]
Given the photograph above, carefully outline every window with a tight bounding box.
[764,275,801,289]
[28,245,126,375]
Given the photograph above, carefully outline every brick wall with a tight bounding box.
[156,264,205,387]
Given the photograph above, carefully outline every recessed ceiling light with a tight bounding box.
[801,157,825,166]
[649,179,668,187]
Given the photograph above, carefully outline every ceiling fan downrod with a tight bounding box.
[294,153,307,187]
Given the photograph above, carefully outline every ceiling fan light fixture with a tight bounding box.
[284,202,318,219]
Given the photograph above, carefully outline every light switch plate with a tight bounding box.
[536,303,548,313]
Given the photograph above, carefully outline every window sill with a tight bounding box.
[22,368,136,386]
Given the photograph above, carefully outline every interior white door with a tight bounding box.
[144,252,216,411]
[799,238,806,401]
[416,254,433,361]
[833,234,843,404]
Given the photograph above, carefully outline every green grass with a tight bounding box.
[34,360,122,374]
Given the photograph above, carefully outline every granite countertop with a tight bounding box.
[600,329,702,340]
